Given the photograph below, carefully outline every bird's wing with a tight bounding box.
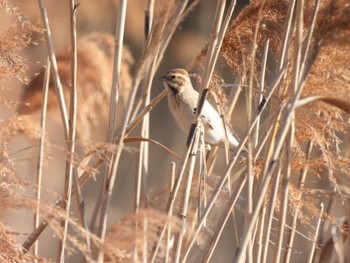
[201,101,222,131]
[201,101,240,147]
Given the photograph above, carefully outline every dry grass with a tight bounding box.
[1,0,350,262]
[19,32,134,142]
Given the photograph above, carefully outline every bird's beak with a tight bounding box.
[159,75,168,81]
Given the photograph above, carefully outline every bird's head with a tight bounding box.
[159,68,192,95]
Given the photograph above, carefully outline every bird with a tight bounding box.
[160,68,240,150]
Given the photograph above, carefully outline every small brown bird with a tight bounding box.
[160,68,239,149]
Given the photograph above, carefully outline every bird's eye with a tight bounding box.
[171,75,176,79]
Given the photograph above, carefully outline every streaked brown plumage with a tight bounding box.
[160,68,239,149]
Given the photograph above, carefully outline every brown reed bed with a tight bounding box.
[1,0,350,262]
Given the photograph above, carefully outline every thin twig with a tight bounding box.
[126,90,167,136]
[274,128,294,263]
[144,0,154,40]
[150,142,193,263]
[227,82,242,118]
[261,158,283,263]
[203,176,247,262]
[37,0,69,135]
[22,157,103,251]
[245,2,267,260]
[71,2,92,259]
[300,0,321,81]
[174,126,201,263]
[134,0,155,222]
[284,140,313,263]
[33,58,50,257]
[277,0,296,71]
[256,200,267,263]
[59,1,81,261]
[198,128,208,223]
[165,162,176,263]
[307,203,324,263]
[134,61,157,214]
[136,52,158,262]
[272,0,295,106]
[107,0,128,142]
[206,146,219,176]
[255,40,269,147]
[96,0,128,261]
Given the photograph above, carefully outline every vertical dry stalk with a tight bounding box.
[245,2,266,261]
[107,0,128,141]
[203,176,247,263]
[307,203,324,263]
[198,131,208,222]
[133,11,155,255]
[36,0,69,134]
[261,158,283,263]
[71,2,93,259]
[58,2,79,261]
[197,0,226,94]
[150,138,193,263]
[274,131,294,263]
[165,162,176,263]
[134,62,156,213]
[284,140,313,263]
[134,33,157,257]
[299,0,321,80]
[255,40,269,147]
[277,0,296,71]
[97,1,128,261]
[33,58,50,257]
[134,3,156,256]
[174,125,201,263]
[255,201,267,263]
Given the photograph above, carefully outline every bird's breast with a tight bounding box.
[167,93,196,133]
